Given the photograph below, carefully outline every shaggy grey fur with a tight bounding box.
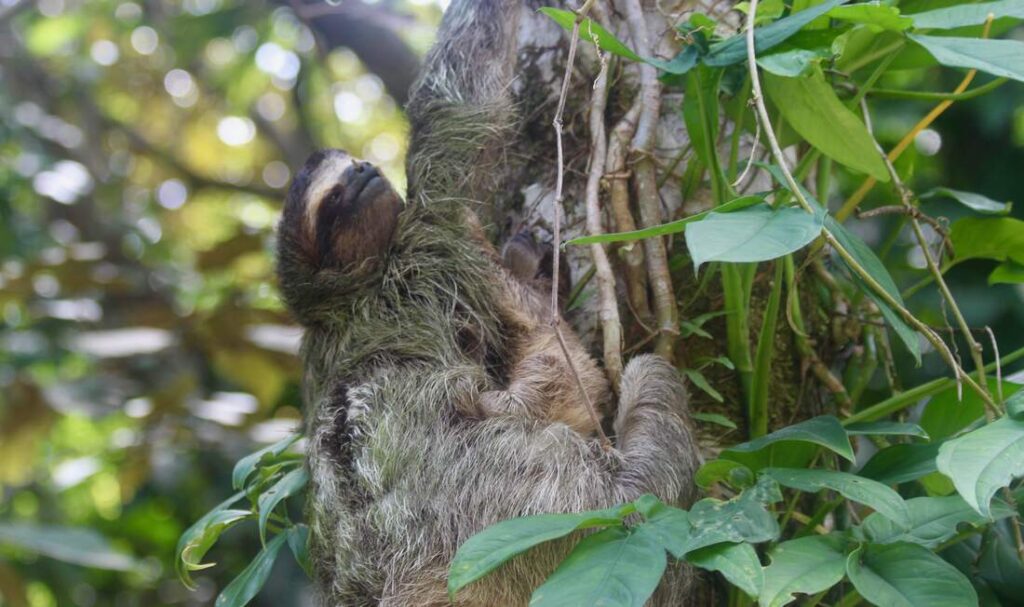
[276,1,702,604]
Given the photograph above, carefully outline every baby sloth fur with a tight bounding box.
[275,1,702,605]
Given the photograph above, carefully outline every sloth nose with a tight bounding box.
[353,161,372,173]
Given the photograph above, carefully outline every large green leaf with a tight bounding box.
[846,543,978,607]
[845,420,929,439]
[232,433,301,490]
[922,187,1012,215]
[566,195,763,247]
[857,442,940,486]
[683,65,728,201]
[687,542,764,599]
[695,459,754,489]
[950,216,1024,265]
[686,204,823,270]
[529,526,666,607]
[215,532,288,607]
[286,524,311,577]
[257,467,309,544]
[758,535,847,607]
[538,8,643,63]
[909,35,1024,83]
[909,0,1024,29]
[762,468,910,528]
[828,4,912,31]
[448,504,633,598]
[936,415,1024,518]
[921,380,1019,440]
[0,523,139,572]
[763,67,888,180]
[860,495,1015,549]
[723,415,854,463]
[704,0,850,67]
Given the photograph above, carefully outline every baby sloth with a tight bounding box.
[478,232,610,436]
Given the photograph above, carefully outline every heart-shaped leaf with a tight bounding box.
[686,203,823,270]
[687,542,764,599]
[529,526,666,607]
[759,534,847,607]
[846,543,977,607]
[936,415,1024,518]
[860,495,1015,549]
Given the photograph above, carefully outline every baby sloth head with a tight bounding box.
[277,149,403,324]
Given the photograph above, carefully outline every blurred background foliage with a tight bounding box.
[0,0,1021,606]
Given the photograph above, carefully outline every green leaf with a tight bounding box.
[845,421,929,439]
[704,0,850,67]
[651,45,700,75]
[692,412,738,429]
[0,523,139,572]
[762,468,910,528]
[565,195,764,247]
[529,526,666,607]
[757,48,829,77]
[175,490,248,588]
[448,503,634,599]
[909,0,1024,29]
[682,368,725,403]
[857,442,940,486]
[920,381,1018,440]
[989,260,1024,285]
[909,35,1024,83]
[758,534,847,607]
[827,4,913,31]
[677,477,782,558]
[286,524,311,578]
[724,415,855,463]
[257,467,309,544]
[1008,391,1024,420]
[846,543,978,607]
[950,216,1024,265]
[633,497,693,557]
[685,204,823,270]
[936,415,1024,518]
[539,8,644,63]
[687,542,764,599]
[860,495,1015,549]
[922,187,1012,215]
[763,66,889,181]
[695,459,754,489]
[215,532,288,607]
[232,433,301,490]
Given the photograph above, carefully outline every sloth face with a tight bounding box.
[283,149,403,273]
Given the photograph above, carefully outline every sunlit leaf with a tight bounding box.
[827,4,912,31]
[539,8,644,63]
[685,204,823,270]
[989,260,1024,285]
[763,67,889,180]
[950,216,1024,265]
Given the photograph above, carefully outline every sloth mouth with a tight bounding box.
[347,166,383,204]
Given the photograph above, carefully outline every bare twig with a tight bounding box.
[742,0,995,410]
[606,100,652,321]
[583,41,624,390]
[623,0,679,361]
[550,0,611,449]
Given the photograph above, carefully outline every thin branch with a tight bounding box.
[623,0,679,361]
[550,0,611,449]
[742,0,995,410]
[583,41,624,390]
[860,97,995,414]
